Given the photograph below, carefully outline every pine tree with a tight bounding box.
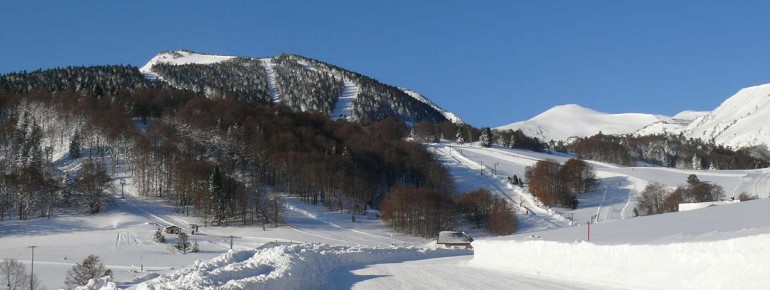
[175,231,191,254]
[480,127,493,147]
[153,228,166,243]
[455,128,464,144]
[191,241,200,253]
[209,166,228,226]
[69,130,81,159]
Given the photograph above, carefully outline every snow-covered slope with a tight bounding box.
[139,50,236,80]
[471,198,770,289]
[633,110,709,136]
[496,104,668,141]
[684,83,770,148]
[402,88,464,124]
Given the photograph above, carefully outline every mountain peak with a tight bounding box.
[497,104,668,141]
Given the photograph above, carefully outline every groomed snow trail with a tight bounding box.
[295,58,360,120]
[331,78,360,120]
[259,58,280,104]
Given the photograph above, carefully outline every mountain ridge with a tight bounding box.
[139,49,463,125]
[497,81,770,150]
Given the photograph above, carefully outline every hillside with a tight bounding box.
[683,83,770,148]
[496,104,668,141]
[138,50,461,124]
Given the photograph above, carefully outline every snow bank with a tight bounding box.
[76,276,117,290]
[137,244,470,290]
[470,235,770,289]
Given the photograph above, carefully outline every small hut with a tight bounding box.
[437,231,474,249]
[164,225,182,235]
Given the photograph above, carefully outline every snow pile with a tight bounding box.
[139,50,236,80]
[471,235,770,289]
[76,276,117,290]
[496,104,667,141]
[402,88,464,124]
[137,244,470,290]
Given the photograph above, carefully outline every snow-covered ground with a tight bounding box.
[471,198,770,289]
[4,138,770,289]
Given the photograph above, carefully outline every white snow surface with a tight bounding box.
[139,50,236,80]
[401,88,465,124]
[471,198,770,289]
[496,104,668,141]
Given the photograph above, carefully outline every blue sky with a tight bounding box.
[2,1,770,127]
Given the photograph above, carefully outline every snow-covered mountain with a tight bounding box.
[498,82,770,150]
[139,50,462,124]
[634,110,709,137]
[683,83,770,148]
[496,104,668,141]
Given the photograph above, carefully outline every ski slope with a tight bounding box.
[259,57,280,104]
[295,58,361,120]
[429,142,770,230]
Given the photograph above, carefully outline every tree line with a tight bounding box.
[524,159,598,209]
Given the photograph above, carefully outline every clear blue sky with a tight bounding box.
[2,1,770,127]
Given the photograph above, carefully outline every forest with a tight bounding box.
[0,63,497,238]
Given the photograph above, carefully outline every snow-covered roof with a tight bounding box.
[678,200,740,212]
[437,231,473,244]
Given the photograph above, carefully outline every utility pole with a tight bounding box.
[28,246,37,290]
[587,220,591,242]
[479,161,484,175]
[120,179,126,198]
[229,235,241,250]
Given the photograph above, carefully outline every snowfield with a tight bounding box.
[472,198,770,290]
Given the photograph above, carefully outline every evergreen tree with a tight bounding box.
[69,130,81,159]
[480,127,493,147]
[456,128,464,144]
[175,231,191,254]
[191,241,200,253]
[686,174,700,185]
[209,166,229,225]
[153,228,166,243]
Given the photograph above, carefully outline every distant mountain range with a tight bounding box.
[498,83,770,149]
